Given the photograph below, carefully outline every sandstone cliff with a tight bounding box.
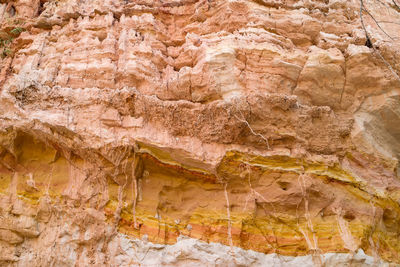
[1,0,400,266]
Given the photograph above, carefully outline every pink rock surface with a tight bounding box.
[1,0,400,266]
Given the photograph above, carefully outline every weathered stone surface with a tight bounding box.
[0,229,23,245]
[1,0,400,266]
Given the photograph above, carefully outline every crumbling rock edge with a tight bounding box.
[108,234,390,267]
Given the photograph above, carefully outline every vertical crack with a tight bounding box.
[223,182,233,250]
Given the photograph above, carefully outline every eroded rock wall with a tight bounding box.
[1,0,400,266]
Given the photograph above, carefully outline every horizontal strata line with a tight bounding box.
[113,233,388,267]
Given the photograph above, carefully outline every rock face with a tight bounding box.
[1,0,400,266]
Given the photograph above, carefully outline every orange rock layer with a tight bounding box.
[1,0,400,266]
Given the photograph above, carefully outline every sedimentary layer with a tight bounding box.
[1,0,400,266]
